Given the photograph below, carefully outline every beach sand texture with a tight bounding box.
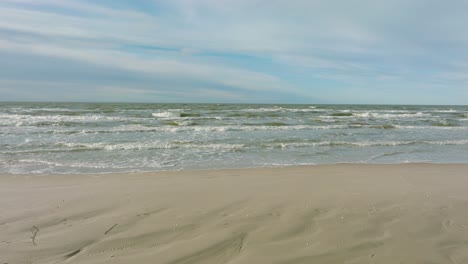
[1,164,468,264]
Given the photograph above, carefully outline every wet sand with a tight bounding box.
[1,164,468,264]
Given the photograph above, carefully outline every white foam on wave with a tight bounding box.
[152,111,180,118]
[58,141,172,151]
[102,124,347,133]
[353,112,432,119]
[394,125,468,130]
[56,141,246,151]
[7,107,77,113]
[23,139,468,156]
[316,111,435,119]
[2,157,181,174]
[289,108,326,112]
[265,141,403,148]
[3,159,61,174]
[14,121,452,136]
[432,109,459,113]
[249,125,346,131]
[263,139,468,148]
[0,113,133,126]
[423,140,468,145]
[373,110,413,113]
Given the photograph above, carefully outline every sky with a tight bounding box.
[0,0,467,104]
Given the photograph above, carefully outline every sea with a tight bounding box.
[0,102,467,174]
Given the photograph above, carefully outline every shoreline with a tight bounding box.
[3,162,468,177]
[2,164,468,263]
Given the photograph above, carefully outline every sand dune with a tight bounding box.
[2,164,468,263]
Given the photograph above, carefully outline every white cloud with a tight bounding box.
[0,39,298,94]
[273,54,370,72]
[1,0,468,103]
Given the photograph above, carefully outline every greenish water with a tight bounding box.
[0,102,467,174]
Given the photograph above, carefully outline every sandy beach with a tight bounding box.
[1,164,468,264]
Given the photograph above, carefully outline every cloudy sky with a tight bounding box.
[1,0,467,104]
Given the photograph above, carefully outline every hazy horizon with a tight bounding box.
[1,101,467,106]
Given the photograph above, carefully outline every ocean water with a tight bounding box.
[0,102,467,174]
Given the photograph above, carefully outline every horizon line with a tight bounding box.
[1,100,467,107]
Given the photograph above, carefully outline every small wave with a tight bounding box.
[0,113,134,126]
[363,151,408,163]
[264,122,289,126]
[370,124,396,129]
[0,148,93,155]
[432,109,459,113]
[421,140,468,145]
[33,138,468,154]
[226,125,348,131]
[56,142,170,151]
[394,125,468,130]
[152,111,206,119]
[3,157,181,174]
[241,107,288,112]
[262,140,468,148]
[455,113,468,118]
[371,110,413,113]
[242,122,289,126]
[288,108,325,113]
[354,112,431,119]
[163,120,198,126]
[152,111,180,118]
[55,141,246,152]
[10,139,467,156]
[431,122,459,127]
[180,113,201,117]
[10,122,440,136]
[359,140,468,146]
[330,112,354,117]
[228,112,281,118]
[164,121,179,126]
